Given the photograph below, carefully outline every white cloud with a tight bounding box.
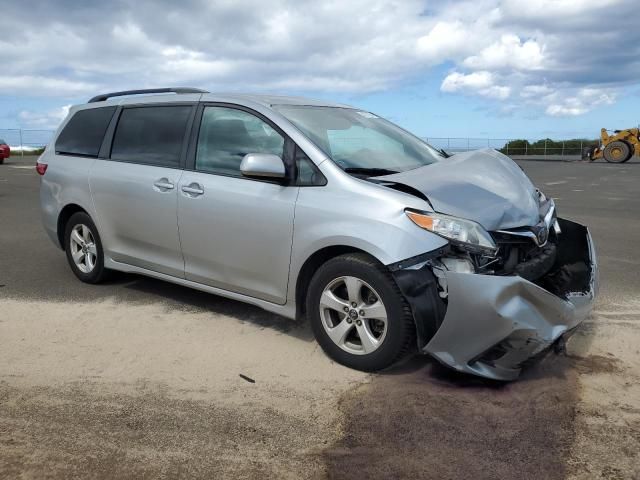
[442,71,495,91]
[416,21,472,62]
[441,71,511,99]
[462,34,544,71]
[520,84,553,98]
[501,0,621,20]
[0,0,637,123]
[545,88,616,116]
[0,76,96,96]
[18,105,71,128]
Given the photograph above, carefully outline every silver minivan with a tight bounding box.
[38,88,598,380]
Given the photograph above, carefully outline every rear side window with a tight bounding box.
[55,107,116,157]
[111,106,192,167]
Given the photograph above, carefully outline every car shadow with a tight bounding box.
[380,346,573,386]
[109,272,316,342]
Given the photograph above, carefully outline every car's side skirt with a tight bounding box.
[104,258,297,320]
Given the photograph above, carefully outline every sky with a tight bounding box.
[1,0,639,140]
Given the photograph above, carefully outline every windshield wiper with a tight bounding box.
[343,167,400,177]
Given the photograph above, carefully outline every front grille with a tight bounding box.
[485,229,559,281]
[513,243,557,281]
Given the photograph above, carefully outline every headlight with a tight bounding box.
[405,209,497,253]
[537,189,547,202]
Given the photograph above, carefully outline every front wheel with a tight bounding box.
[306,253,415,372]
[603,140,632,163]
[64,212,109,284]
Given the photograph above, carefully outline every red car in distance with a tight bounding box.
[0,139,10,163]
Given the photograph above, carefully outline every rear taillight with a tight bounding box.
[36,162,48,176]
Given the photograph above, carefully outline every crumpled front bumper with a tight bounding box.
[417,218,597,381]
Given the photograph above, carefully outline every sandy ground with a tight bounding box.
[1,157,639,479]
[567,300,640,479]
[0,298,368,479]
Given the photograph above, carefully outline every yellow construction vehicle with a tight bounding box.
[584,128,640,162]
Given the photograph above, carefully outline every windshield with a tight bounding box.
[273,106,444,175]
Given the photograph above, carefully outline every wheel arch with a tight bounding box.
[57,204,89,250]
[623,139,636,161]
[295,245,379,320]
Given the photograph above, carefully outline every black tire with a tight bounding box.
[306,253,415,372]
[582,145,597,162]
[603,141,632,163]
[64,211,109,284]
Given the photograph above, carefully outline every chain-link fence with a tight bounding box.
[0,128,598,158]
[424,137,599,156]
[0,128,56,156]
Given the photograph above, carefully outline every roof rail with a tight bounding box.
[88,87,209,103]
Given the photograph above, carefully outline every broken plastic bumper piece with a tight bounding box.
[423,218,598,381]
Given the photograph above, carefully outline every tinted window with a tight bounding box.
[111,106,192,167]
[196,107,284,177]
[55,107,116,157]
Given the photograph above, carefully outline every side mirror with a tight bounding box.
[240,153,286,179]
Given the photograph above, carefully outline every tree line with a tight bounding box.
[498,138,599,156]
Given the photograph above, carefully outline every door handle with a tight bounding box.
[181,183,204,196]
[153,178,175,191]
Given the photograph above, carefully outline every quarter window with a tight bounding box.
[295,147,326,186]
[196,106,285,177]
[55,107,116,157]
[111,106,192,167]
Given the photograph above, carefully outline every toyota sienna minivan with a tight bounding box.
[38,87,598,380]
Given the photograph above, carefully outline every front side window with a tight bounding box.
[111,106,192,167]
[273,105,444,176]
[196,106,284,177]
[55,107,116,157]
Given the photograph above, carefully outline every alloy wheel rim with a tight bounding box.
[319,276,388,355]
[70,224,97,274]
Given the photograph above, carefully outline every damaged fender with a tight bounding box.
[392,261,447,347]
[392,218,598,381]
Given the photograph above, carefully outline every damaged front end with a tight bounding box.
[392,217,598,381]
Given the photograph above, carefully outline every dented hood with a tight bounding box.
[377,149,540,231]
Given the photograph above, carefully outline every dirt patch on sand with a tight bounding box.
[566,353,624,375]
[323,356,579,480]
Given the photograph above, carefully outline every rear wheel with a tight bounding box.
[603,141,632,163]
[64,212,109,284]
[306,253,415,372]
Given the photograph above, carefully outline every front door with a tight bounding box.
[178,105,298,304]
